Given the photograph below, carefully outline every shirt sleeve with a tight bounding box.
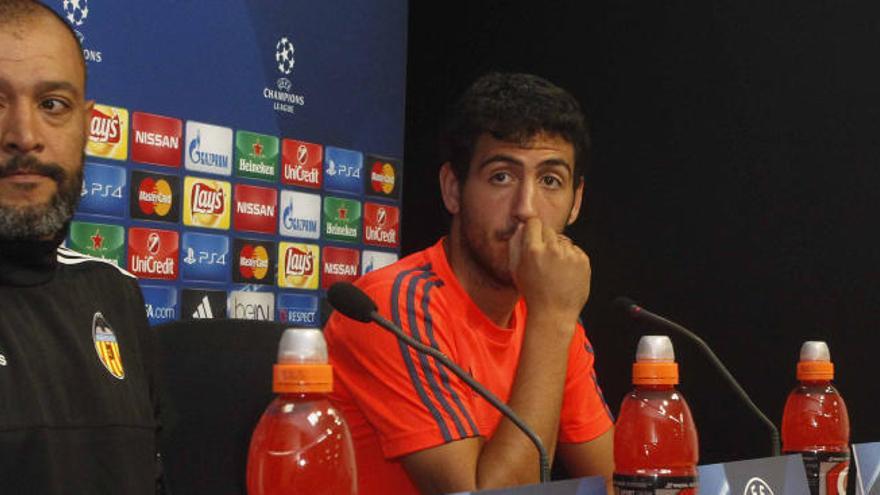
[326,270,481,459]
[558,324,614,443]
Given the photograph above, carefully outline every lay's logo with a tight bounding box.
[277,242,319,289]
[86,104,129,160]
[183,177,230,230]
[191,182,225,214]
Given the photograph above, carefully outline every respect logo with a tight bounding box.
[130,171,179,222]
[183,177,231,230]
[277,242,319,289]
[86,104,129,160]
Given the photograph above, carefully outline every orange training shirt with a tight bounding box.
[324,239,613,494]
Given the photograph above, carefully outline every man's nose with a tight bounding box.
[0,103,44,155]
[512,180,538,222]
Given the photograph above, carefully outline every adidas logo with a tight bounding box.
[192,295,215,319]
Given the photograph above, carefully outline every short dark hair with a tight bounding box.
[440,72,590,186]
[0,0,87,83]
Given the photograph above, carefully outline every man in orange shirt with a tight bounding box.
[324,72,613,494]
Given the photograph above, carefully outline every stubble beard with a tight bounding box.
[458,201,518,289]
[0,155,83,240]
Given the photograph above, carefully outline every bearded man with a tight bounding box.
[0,1,161,493]
[324,72,614,494]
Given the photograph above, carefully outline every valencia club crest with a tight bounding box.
[92,312,125,379]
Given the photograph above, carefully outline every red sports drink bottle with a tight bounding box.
[782,341,850,495]
[246,328,357,494]
[614,335,699,495]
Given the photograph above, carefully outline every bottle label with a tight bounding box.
[784,450,849,495]
[613,474,697,495]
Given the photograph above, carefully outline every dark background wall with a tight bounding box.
[403,1,880,465]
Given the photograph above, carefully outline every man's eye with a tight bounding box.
[40,98,70,114]
[490,171,513,183]
[540,175,563,188]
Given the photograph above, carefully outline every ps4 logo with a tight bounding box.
[326,159,360,178]
[82,182,123,199]
[182,247,227,266]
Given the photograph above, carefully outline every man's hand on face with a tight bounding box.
[508,217,591,325]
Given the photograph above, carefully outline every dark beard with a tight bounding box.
[458,205,517,289]
[0,155,83,240]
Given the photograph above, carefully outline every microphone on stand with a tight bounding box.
[613,297,781,457]
[327,282,551,483]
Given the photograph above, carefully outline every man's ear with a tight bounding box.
[567,176,585,225]
[439,162,462,215]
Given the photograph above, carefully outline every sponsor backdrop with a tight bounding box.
[55,0,406,326]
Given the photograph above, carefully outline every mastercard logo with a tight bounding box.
[137,178,173,216]
[370,161,395,194]
[239,244,269,281]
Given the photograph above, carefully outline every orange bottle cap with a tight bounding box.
[797,361,834,381]
[273,363,333,393]
[633,361,679,385]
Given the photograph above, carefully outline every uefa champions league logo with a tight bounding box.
[264,35,305,114]
[275,37,296,75]
[62,0,89,27]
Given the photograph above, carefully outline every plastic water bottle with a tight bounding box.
[782,341,850,495]
[246,328,357,494]
[614,335,699,495]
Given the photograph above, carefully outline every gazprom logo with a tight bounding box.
[185,121,233,176]
[279,190,320,239]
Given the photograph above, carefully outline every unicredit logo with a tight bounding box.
[284,247,313,276]
[90,109,121,143]
[191,183,225,214]
[128,228,178,280]
[131,255,175,275]
[296,144,309,164]
[365,226,397,244]
[284,164,318,183]
[147,232,161,255]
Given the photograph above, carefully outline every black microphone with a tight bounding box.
[614,297,781,457]
[327,282,551,483]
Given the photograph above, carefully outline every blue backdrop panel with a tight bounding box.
[51,0,407,325]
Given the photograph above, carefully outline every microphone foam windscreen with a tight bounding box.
[327,282,378,323]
